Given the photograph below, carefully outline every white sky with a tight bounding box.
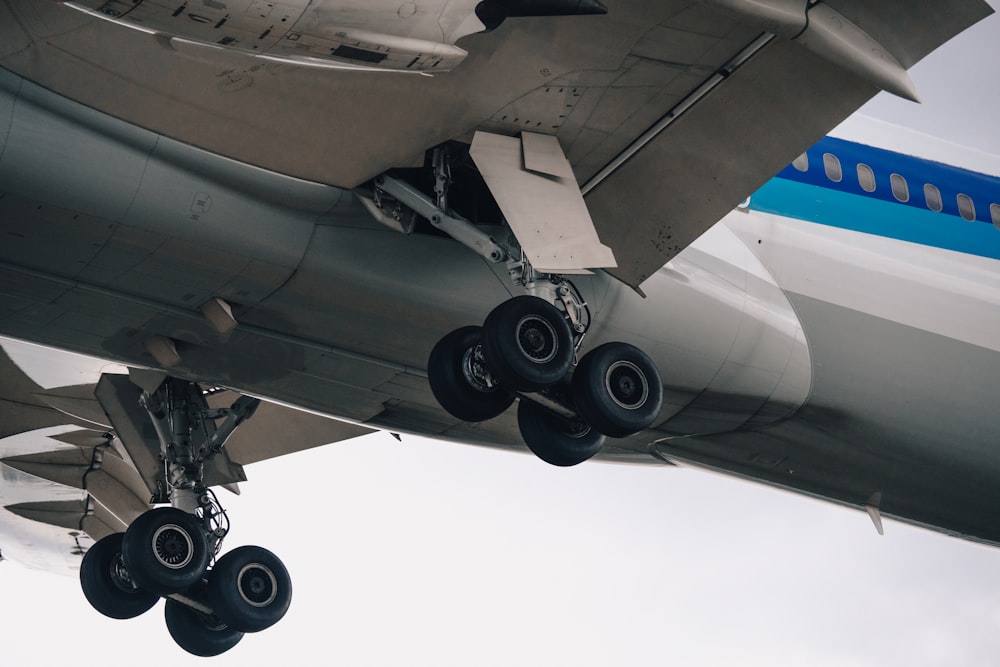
[2,4,1000,666]
[859,6,1000,155]
[5,433,1000,666]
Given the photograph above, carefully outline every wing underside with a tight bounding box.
[0,0,989,286]
[0,0,992,558]
[0,344,373,553]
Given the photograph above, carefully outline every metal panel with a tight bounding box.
[470,131,616,273]
[0,348,98,438]
[211,394,375,466]
[0,0,696,186]
[521,131,575,178]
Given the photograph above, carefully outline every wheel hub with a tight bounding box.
[152,524,195,569]
[516,315,558,363]
[237,564,278,607]
[562,418,593,440]
[606,361,649,410]
[461,345,498,393]
[110,554,140,594]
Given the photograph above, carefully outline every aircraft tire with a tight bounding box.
[164,598,244,657]
[207,545,292,633]
[80,532,159,619]
[122,507,211,596]
[428,326,515,422]
[482,296,574,392]
[517,399,604,466]
[572,342,663,438]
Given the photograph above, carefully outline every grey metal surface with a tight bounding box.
[1,0,986,289]
[0,2,998,551]
[470,131,616,272]
[0,66,813,450]
[657,292,1000,545]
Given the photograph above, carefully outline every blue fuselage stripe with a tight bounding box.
[748,136,1000,259]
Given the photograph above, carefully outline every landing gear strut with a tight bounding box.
[372,144,663,465]
[79,378,292,656]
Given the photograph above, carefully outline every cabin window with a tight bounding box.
[991,204,1000,230]
[792,153,809,172]
[890,174,909,202]
[924,184,943,212]
[957,194,976,221]
[857,164,876,192]
[823,153,842,182]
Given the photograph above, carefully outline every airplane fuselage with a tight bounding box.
[1,65,1000,549]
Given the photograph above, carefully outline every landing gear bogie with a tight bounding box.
[81,504,292,657]
[77,376,292,657]
[427,290,663,466]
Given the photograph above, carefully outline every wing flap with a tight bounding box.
[211,393,375,466]
[5,498,125,540]
[34,384,111,429]
[2,444,151,518]
[586,38,876,287]
[0,348,99,438]
[584,1,991,287]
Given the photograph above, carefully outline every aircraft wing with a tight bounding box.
[0,0,989,288]
[0,344,374,547]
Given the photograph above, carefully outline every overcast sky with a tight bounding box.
[2,4,1000,667]
[859,3,1000,154]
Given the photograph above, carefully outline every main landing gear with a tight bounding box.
[369,143,663,464]
[79,379,291,657]
[428,285,663,466]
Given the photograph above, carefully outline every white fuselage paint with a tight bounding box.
[731,210,1000,354]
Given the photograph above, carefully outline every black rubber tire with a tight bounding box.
[517,399,604,467]
[122,507,211,596]
[571,342,663,438]
[165,599,244,657]
[207,545,292,633]
[481,296,575,392]
[80,533,159,619]
[428,326,515,422]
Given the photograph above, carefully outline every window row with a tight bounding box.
[792,151,1000,228]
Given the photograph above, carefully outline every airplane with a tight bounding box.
[0,0,998,657]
